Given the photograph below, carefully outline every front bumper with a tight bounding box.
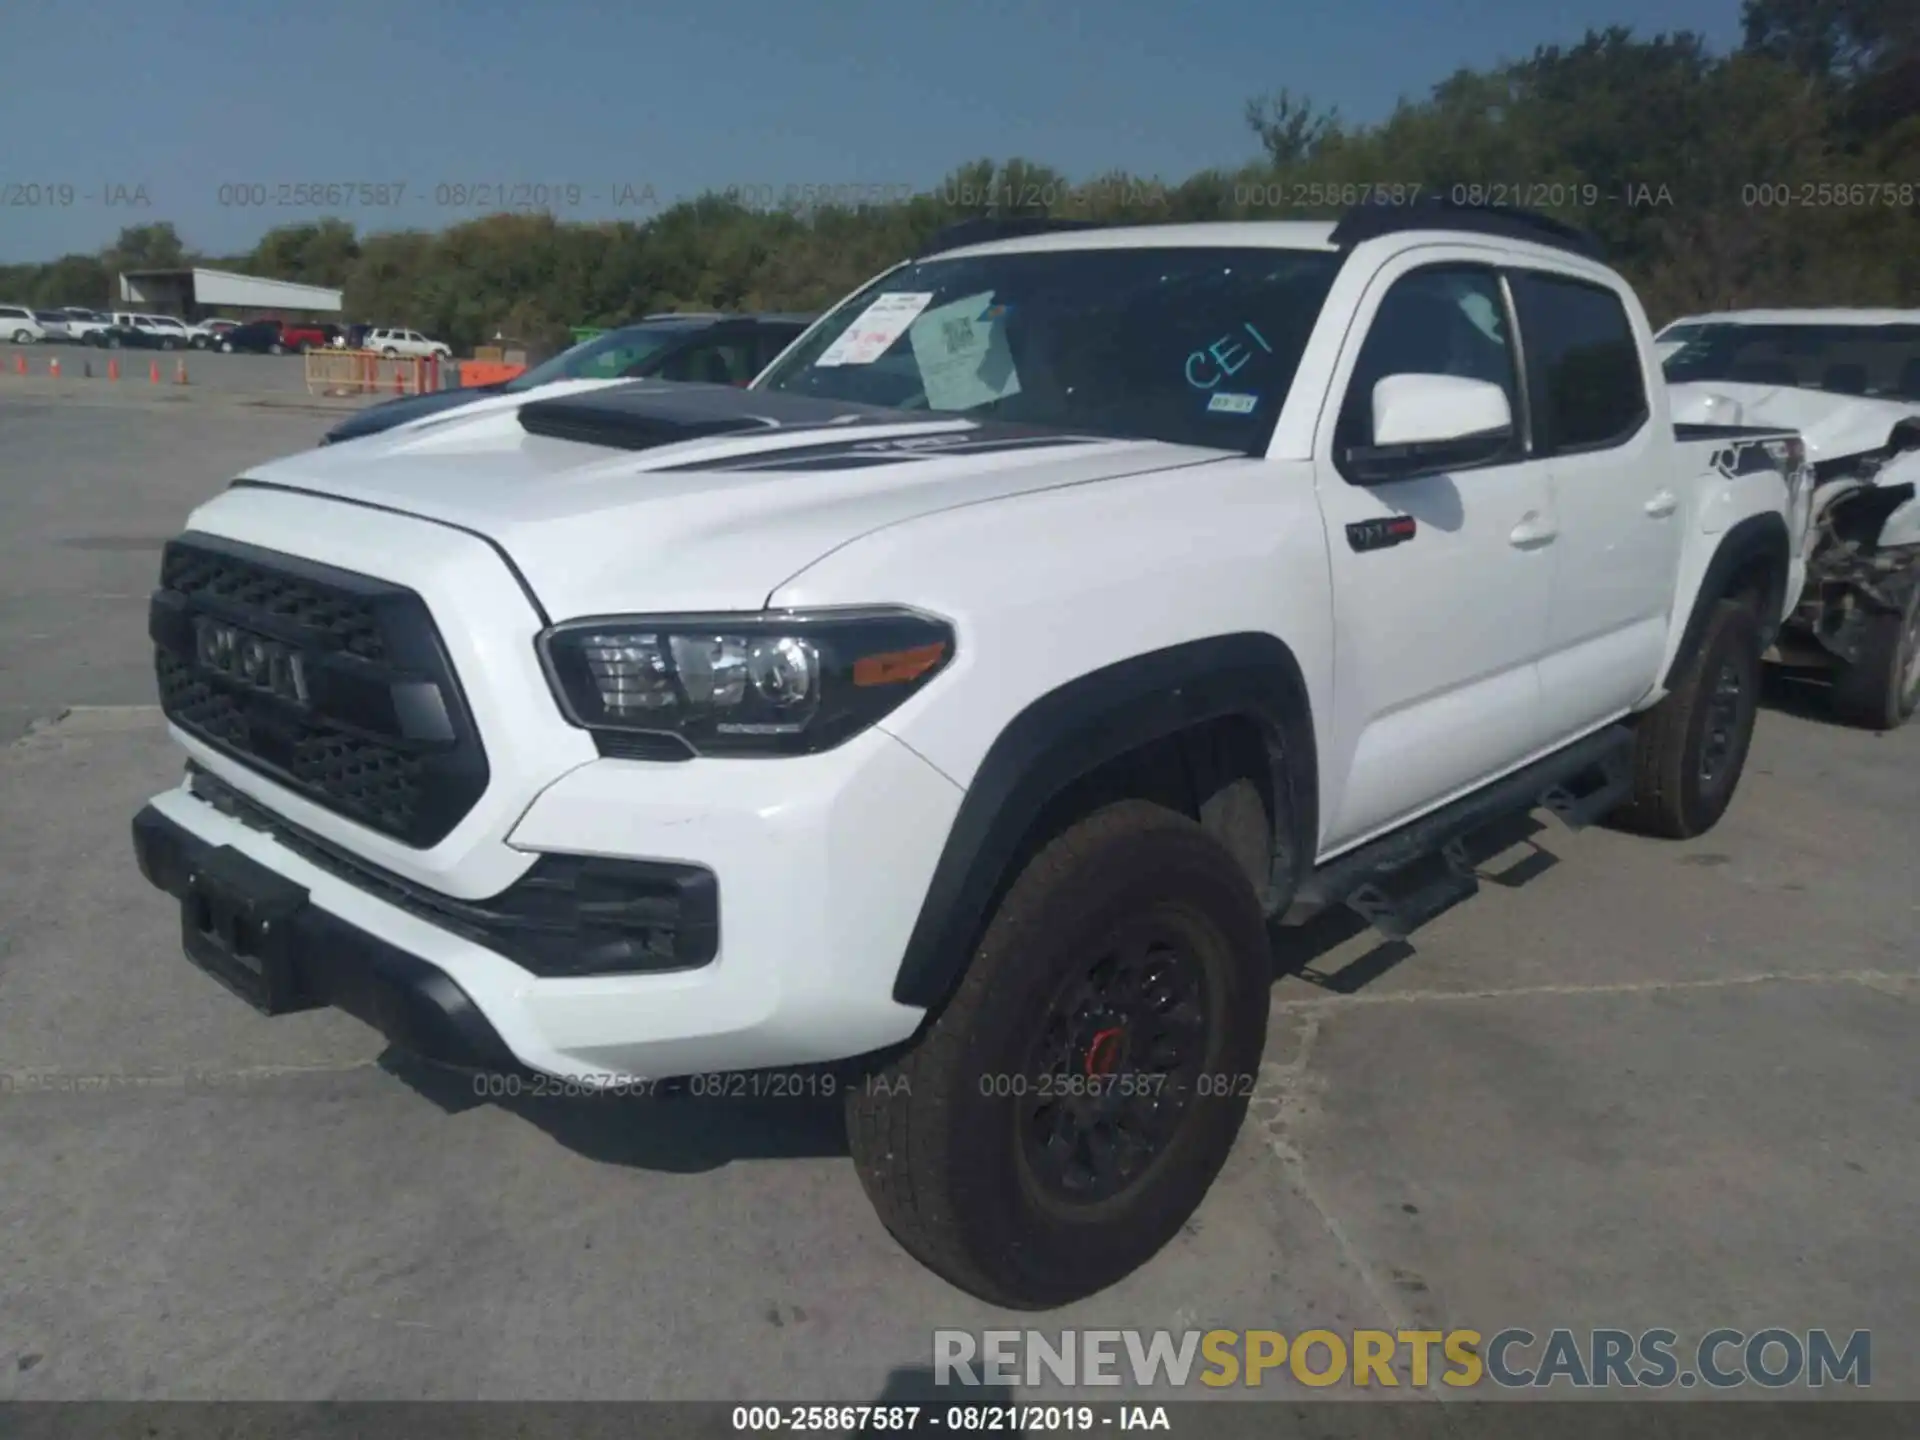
[132,723,963,1082]
[133,803,521,1071]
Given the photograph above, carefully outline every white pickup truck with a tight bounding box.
[131,204,1810,1308]
[1664,308,1920,728]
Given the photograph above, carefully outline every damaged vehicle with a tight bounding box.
[1666,309,1920,729]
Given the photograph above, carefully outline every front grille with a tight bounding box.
[151,534,488,848]
[156,652,426,836]
[161,544,388,661]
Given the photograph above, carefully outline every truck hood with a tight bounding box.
[227,380,1229,618]
[1668,381,1920,465]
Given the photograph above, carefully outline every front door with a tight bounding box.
[1311,256,1557,853]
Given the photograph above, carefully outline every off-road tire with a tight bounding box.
[1829,582,1920,732]
[1608,599,1763,839]
[845,800,1271,1309]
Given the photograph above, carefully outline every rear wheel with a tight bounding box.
[268,342,285,355]
[845,800,1271,1308]
[1608,599,1763,839]
[1830,580,1920,731]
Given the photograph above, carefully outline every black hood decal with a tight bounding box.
[517,380,908,451]
[517,379,1104,469]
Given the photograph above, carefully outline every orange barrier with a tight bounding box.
[304,349,455,396]
[459,361,526,388]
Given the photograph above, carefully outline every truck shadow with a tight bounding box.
[387,813,1562,1172]
[1268,810,1558,995]
[383,1056,853,1171]
[1758,662,1845,725]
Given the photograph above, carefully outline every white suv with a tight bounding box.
[131,206,1808,1308]
[367,327,451,359]
[0,305,47,343]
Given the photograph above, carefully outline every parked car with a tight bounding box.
[59,307,116,343]
[131,202,1811,1307]
[33,309,74,341]
[1652,314,1719,363]
[0,304,47,343]
[334,323,376,350]
[1666,307,1920,728]
[217,320,296,355]
[97,315,187,350]
[365,327,453,359]
[111,312,193,348]
[188,319,240,349]
[277,319,337,353]
[321,313,815,444]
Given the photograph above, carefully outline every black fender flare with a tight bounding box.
[890,633,1318,1010]
[1664,512,1791,691]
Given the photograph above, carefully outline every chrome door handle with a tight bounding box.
[1510,513,1558,548]
[1645,490,1679,518]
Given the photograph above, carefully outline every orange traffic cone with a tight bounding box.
[12,354,23,375]
[107,358,120,381]
[174,359,188,385]
[149,360,161,384]
[49,358,60,379]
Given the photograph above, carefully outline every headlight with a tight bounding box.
[538,607,955,757]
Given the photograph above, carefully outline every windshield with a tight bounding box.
[752,246,1344,453]
[1663,322,1920,399]
[507,324,692,390]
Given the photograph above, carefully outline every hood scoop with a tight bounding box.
[517,379,910,452]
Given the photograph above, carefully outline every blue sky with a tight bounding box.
[0,0,1745,262]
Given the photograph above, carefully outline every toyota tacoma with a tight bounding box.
[131,202,1809,1308]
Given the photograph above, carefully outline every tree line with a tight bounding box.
[4,3,1914,355]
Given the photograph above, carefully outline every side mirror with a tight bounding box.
[1344,373,1515,484]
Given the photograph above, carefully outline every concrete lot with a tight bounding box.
[7,340,315,395]
[0,390,1914,1404]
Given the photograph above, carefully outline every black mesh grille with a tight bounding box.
[161,545,388,661]
[152,535,487,848]
[157,651,427,837]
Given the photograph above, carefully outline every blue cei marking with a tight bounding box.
[1185,322,1277,389]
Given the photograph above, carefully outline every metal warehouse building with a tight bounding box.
[117,267,343,320]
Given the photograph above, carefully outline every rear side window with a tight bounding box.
[1508,271,1648,452]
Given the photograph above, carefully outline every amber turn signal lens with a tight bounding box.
[853,642,948,687]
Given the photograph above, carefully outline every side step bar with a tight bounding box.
[1283,724,1636,940]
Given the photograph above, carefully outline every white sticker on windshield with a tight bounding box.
[814,292,936,367]
[909,291,1023,410]
[1208,391,1258,414]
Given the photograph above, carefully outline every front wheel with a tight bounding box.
[268,342,285,355]
[12,330,35,344]
[845,799,1271,1308]
[1829,580,1920,731]
[1608,598,1763,839]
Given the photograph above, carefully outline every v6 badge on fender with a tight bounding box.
[1347,515,1418,553]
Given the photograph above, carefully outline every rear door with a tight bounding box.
[1311,254,1557,852]
[1509,268,1681,735]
